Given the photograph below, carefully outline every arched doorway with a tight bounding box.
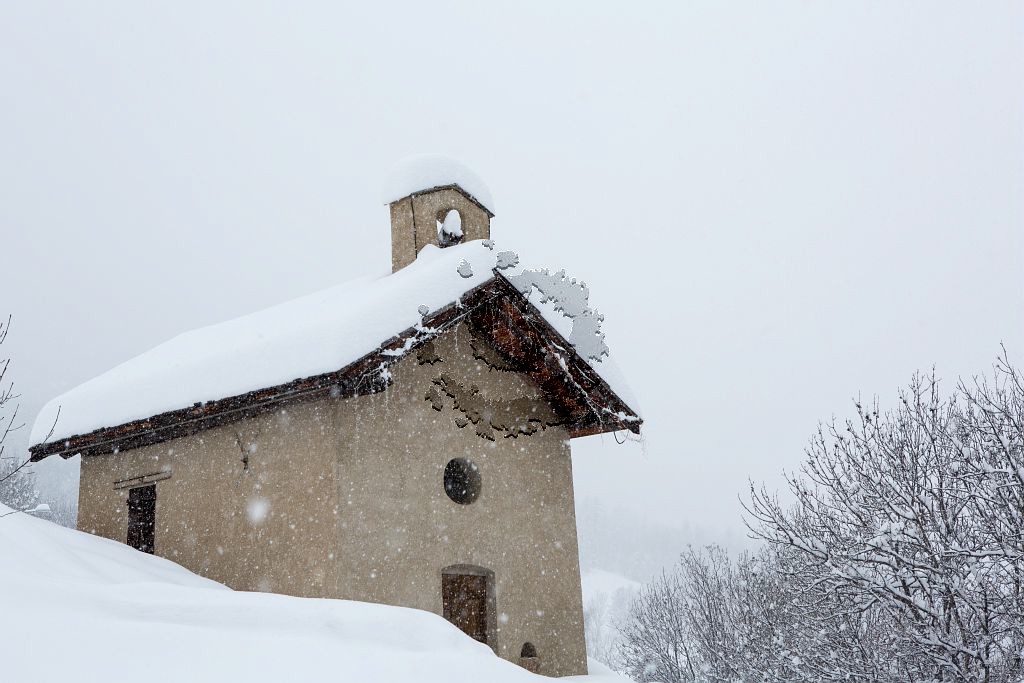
[441,565,495,646]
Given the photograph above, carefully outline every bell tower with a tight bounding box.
[384,156,495,272]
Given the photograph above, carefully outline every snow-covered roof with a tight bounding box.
[382,155,495,215]
[31,241,639,450]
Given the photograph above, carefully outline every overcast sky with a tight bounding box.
[3,2,1022,549]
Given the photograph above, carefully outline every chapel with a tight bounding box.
[29,158,642,677]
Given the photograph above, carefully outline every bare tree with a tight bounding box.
[747,359,1024,682]
[619,547,935,682]
[584,592,616,668]
[620,355,1024,683]
[619,560,694,683]
[0,315,38,511]
[45,493,78,529]
[619,545,808,683]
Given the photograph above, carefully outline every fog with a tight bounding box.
[2,2,1021,570]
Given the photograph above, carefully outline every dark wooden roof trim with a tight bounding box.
[29,273,640,461]
[472,274,641,438]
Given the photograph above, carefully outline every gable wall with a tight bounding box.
[76,320,587,676]
[329,322,587,676]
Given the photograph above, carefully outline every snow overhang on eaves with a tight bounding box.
[29,274,640,462]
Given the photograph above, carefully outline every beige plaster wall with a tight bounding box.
[78,400,345,597]
[330,323,587,676]
[389,186,491,271]
[77,321,587,677]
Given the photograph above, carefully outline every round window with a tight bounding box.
[444,458,481,505]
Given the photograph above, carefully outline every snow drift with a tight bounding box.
[0,505,629,682]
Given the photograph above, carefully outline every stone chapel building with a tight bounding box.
[29,160,642,677]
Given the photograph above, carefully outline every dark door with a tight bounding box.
[127,484,156,554]
[442,573,488,644]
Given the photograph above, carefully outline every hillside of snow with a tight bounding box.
[581,569,642,669]
[0,504,631,683]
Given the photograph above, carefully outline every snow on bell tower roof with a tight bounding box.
[384,155,495,272]
[382,154,495,216]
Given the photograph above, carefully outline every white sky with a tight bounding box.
[3,2,1022,545]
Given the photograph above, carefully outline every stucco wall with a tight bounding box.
[389,187,491,271]
[78,399,345,597]
[77,321,587,676]
[330,323,587,676]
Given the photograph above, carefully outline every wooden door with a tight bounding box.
[127,484,156,554]
[442,573,488,644]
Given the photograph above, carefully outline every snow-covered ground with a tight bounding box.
[582,568,642,602]
[0,504,631,682]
